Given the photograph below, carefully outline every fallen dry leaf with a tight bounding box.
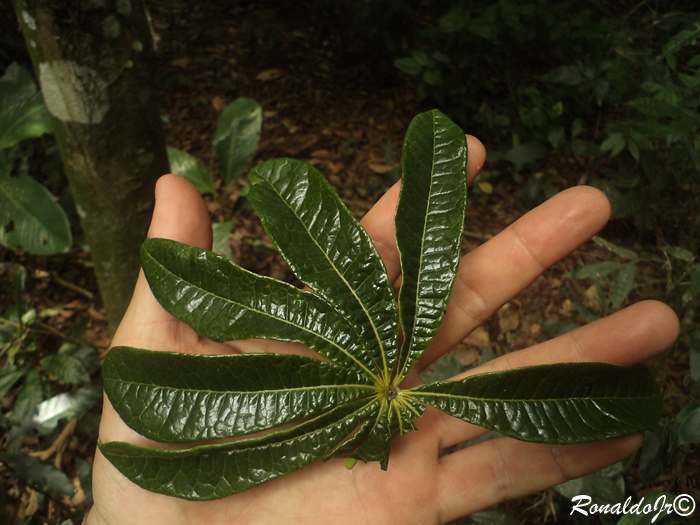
[367,162,400,174]
[256,68,283,81]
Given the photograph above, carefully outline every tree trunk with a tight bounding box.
[11,0,169,332]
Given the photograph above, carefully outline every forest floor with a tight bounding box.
[1,2,697,524]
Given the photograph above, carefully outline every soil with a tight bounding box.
[1,2,697,524]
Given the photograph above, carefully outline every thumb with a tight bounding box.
[111,174,212,348]
[147,173,212,248]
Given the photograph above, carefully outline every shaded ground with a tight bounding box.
[1,2,697,524]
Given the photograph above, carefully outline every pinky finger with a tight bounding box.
[436,433,642,523]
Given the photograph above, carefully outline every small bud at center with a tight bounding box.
[384,385,399,401]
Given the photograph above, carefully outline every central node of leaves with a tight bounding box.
[384,385,399,402]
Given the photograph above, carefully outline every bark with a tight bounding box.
[12,0,169,332]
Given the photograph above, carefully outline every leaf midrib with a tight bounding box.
[107,377,377,396]
[410,391,659,403]
[0,175,68,243]
[104,395,382,455]
[257,172,391,381]
[398,114,439,381]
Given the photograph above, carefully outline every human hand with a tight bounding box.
[89,136,678,525]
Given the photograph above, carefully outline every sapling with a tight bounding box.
[100,110,661,501]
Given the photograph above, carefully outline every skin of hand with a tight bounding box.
[88,136,679,525]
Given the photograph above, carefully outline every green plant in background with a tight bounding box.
[541,234,700,524]
[0,62,100,508]
[98,110,661,500]
[167,97,262,258]
[0,62,99,521]
[0,260,101,514]
[0,63,72,255]
[393,1,700,239]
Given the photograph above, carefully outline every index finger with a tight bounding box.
[360,134,486,283]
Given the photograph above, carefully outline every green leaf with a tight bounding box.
[100,398,379,500]
[661,245,695,262]
[662,23,700,68]
[504,142,547,170]
[248,159,397,379]
[412,363,661,443]
[40,352,90,384]
[3,453,75,497]
[569,260,621,280]
[77,457,93,504]
[638,427,669,482]
[670,404,700,448]
[7,369,43,427]
[469,508,516,525]
[211,220,234,258]
[601,132,626,157]
[6,369,43,451]
[345,397,425,468]
[540,319,580,337]
[0,174,72,254]
[0,366,25,398]
[167,146,215,194]
[103,346,374,442]
[141,238,376,376]
[394,57,422,76]
[395,109,467,378]
[213,98,262,186]
[0,63,52,150]
[627,98,685,119]
[610,263,636,310]
[592,236,639,261]
[567,297,601,323]
[32,385,101,435]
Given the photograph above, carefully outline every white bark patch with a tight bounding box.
[22,12,37,31]
[38,61,109,124]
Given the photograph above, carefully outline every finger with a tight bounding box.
[361,135,486,283]
[111,174,212,349]
[436,434,641,522]
[436,300,679,449]
[421,185,611,367]
[480,300,680,371]
[147,174,213,248]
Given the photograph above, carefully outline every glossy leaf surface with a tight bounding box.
[166,146,215,194]
[0,173,72,255]
[101,398,379,500]
[248,158,398,379]
[101,110,663,500]
[214,97,262,186]
[0,63,52,150]
[395,110,468,378]
[104,346,374,443]
[141,238,373,374]
[412,363,661,443]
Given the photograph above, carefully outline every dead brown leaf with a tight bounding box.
[256,68,283,81]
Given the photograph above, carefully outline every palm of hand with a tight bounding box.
[89,138,678,525]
